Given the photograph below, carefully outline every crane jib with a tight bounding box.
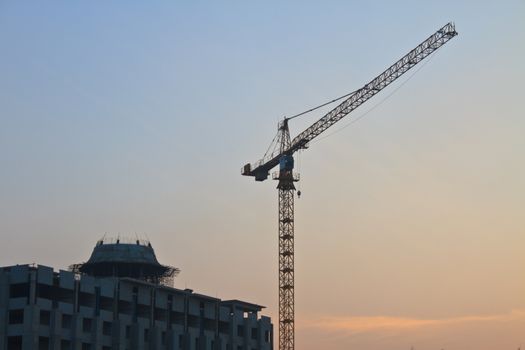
[242,22,458,181]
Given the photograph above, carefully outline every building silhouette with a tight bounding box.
[0,238,273,350]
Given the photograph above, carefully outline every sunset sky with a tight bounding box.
[1,1,524,349]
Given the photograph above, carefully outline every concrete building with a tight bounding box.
[0,239,273,350]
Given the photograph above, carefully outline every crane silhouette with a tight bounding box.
[241,23,458,350]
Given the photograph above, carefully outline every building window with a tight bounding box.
[8,309,24,324]
[179,335,184,349]
[37,283,54,300]
[82,317,92,332]
[62,314,72,329]
[39,336,50,350]
[218,321,229,334]
[9,283,29,298]
[60,339,71,350]
[7,336,23,350]
[237,325,244,337]
[125,325,131,339]
[144,328,149,342]
[102,347,111,350]
[251,328,258,340]
[265,330,270,343]
[161,331,166,345]
[81,343,91,350]
[102,321,112,336]
[40,310,51,326]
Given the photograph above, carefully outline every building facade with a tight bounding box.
[0,241,273,350]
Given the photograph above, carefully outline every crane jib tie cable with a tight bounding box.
[285,89,358,121]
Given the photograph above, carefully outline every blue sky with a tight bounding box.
[1,1,524,349]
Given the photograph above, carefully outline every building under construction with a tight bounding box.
[0,238,273,350]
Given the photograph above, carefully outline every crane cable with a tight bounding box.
[286,46,438,124]
[286,89,358,121]
[296,149,302,197]
[264,89,355,160]
[262,131,279,160]
[311,50,438,144]
[292,50,438,197]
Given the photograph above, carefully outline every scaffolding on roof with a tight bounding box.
[70,238,179,287]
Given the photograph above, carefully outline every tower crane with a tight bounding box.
[241,23,457,350]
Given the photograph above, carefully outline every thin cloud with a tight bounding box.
[300,309,525,335]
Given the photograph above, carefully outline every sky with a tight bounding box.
[0,1,524,349]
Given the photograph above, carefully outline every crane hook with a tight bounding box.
[297,190,301,198]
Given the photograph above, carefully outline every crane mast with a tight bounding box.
[241,23,457,350]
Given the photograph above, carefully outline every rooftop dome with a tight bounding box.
[85,240,160,265]
[70,238,179,286]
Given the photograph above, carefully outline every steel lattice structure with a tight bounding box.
[275,120,297,350]
[241,23,457,350]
